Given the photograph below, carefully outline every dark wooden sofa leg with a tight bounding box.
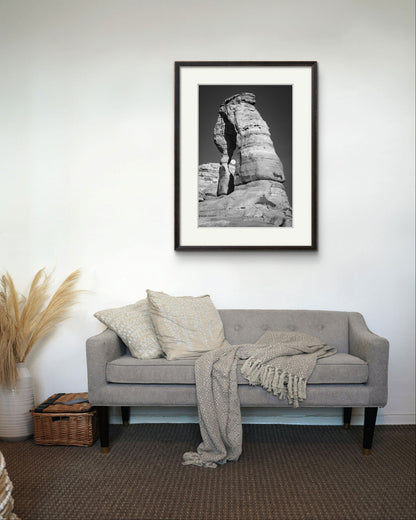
[343,407,352,429]
[97,406,110,454]
[121,406,130,427]
[363,407,378,455]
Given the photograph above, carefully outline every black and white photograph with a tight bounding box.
[175,61,317,250]
[198,85,293,228]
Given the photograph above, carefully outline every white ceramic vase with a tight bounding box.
[0,363,34,441]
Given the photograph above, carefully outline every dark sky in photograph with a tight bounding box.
[199,85,292,204]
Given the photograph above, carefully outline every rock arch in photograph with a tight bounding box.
[199,92,292,227]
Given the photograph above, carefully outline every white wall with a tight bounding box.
[1,0,414,425]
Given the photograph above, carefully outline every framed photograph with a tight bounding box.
[174,61,317,251]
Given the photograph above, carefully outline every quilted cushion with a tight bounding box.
[106,353,368,385]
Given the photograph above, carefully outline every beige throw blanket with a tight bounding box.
[182,331,336,468]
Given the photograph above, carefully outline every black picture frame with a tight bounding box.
[175,61,317,251]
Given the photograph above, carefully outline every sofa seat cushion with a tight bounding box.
[106,353,368,385]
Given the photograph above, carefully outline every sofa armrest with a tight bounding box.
[348,312,389,406]
[86,328,126,403]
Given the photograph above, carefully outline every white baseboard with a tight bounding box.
[109,407,415,426]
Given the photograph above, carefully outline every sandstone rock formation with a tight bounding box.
[198,163,220,201]
[213,92,285,185]
[217,159,236,196]
[198,92,292,227]
[199,180,292,227]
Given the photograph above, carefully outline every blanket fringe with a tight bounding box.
[241,359,307,408]
[182,451,218,468]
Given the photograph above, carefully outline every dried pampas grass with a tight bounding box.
[0,269,81,388]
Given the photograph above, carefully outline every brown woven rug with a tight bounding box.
[0,424,415,520]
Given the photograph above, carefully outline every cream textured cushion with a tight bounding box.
[0,450,21,520]
[146,290,227,360]
[94,300,163,359]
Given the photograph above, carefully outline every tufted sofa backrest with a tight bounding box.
[218,309,350,353]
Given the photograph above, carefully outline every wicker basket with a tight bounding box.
[31,393,97,447]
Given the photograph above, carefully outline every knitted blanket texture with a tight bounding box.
[182,331,337,468]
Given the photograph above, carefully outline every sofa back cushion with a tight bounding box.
[218,310,350,353]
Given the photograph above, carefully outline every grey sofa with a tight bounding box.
[86,309,389,455]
